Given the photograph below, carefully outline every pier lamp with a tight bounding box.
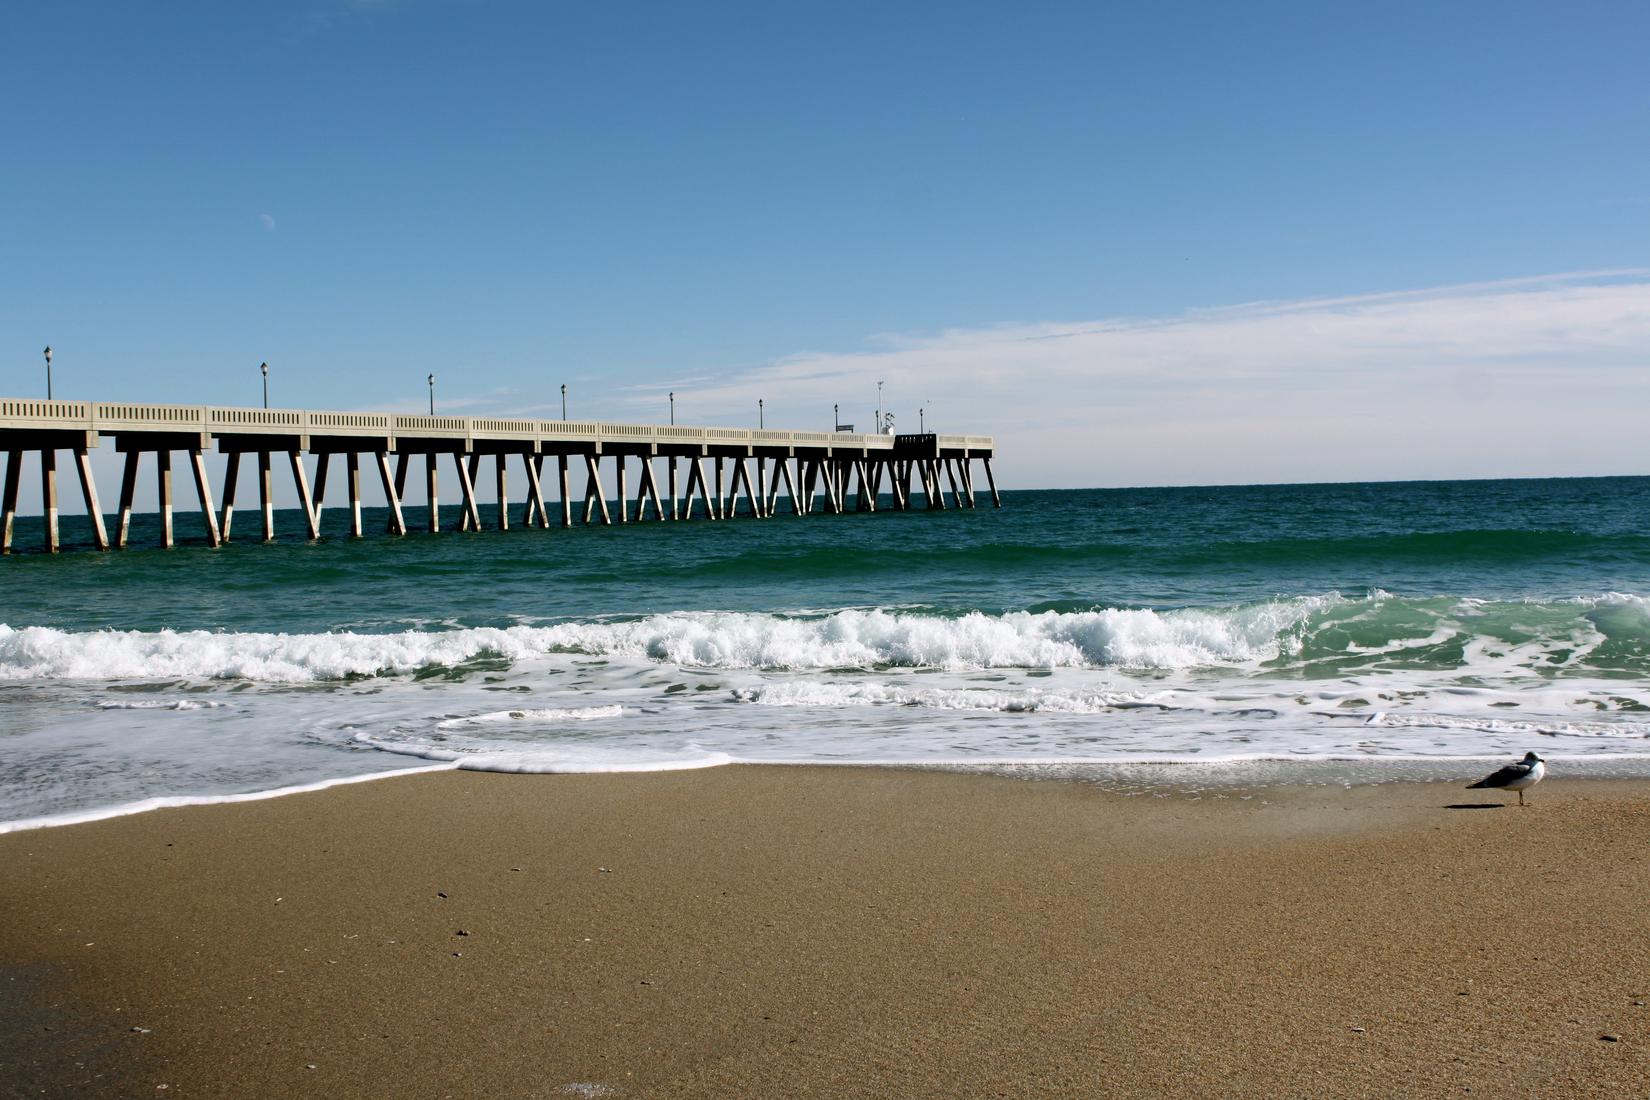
[428,373,435,415]
[877,380,883,429]
[670,391,675,425]
[261,362,269,409]
[919,405,924,434]
[834,403,839,431]
[43,346,52,400]
[561,383,567,420]
[758,398,764,429]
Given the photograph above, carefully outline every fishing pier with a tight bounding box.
[0,399,998,553]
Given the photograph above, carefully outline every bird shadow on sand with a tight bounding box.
[1445,803,1506,810]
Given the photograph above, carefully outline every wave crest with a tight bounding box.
[2,592,1644,683]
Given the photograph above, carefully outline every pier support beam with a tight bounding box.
[347,453,364,537]
[190,449,222,548]
[116,452,139,547]
[944,459,962,511]
[453,452,481,531]
[581,455,611,525]
[778,458,800,516]
[290,452,318,540]
[377,453,407,536]
[425,455,441,533]
[0,450,18,553]
[982,457,1002,508]
[495,454,509,531]
[523,454,548,530]
[313,454,331,531]
[256,451,274,541]
[558,456,572,528]
[220,453,241,540]
[39,449,59,553]
[156,450,174,548]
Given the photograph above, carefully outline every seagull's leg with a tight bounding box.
[1519,790,1525,807]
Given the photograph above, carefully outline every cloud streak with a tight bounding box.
[624,270,1650,487]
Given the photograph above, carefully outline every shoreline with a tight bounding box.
[14,750,1650,838]
[5,765,1649,1097]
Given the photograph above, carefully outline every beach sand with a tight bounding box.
[4,766,1649,1098]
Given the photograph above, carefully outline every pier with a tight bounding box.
[0,399,998,553]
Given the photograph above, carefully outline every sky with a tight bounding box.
[2,0,1648,497]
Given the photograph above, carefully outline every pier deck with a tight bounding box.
[0,399,998,553]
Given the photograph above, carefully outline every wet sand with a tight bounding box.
[4,766,1649,1098]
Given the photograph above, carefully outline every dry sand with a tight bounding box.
[4,766,1649,1098]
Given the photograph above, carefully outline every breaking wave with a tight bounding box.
[2,592,1646,683]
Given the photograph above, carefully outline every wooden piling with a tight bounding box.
[425,454,440,533]
[453,452,481,531]
[156,450,174,548]
[39,449,59,553]
[377,452,407,536]
[982,457,1002,508]
[290,452,318,540]
[523,454,548,531]
[71,448,110,552]
[558,455,572,528]
[346,453,364,537]
[190,448,222,548]
[495,454,509,531]
[256,451,275,541]
[115,451,139,548]
[313,453,331,526]
[220,451,240,541]
[0,450,19,554]
[616,457,629,524]
[581,454,610,525]
[944,459,962,510]
[668,458,679,521]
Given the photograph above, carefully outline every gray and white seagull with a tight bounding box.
[1466,752,1546,806]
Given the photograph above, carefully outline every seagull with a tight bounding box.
[1466,752,1546,806]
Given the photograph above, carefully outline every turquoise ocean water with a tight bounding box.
[3,476,1649,827]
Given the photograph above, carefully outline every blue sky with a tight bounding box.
[3,0,1648,490]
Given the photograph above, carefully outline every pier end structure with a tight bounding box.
[0,398,995,553]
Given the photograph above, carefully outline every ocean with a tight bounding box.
[3,476,1649,829]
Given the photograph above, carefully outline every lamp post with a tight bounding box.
[877,380,883,432]
[669,391,675,425]
[561,383,567,420]
[919,405,925,434]
[261,362,269,409]
[758,399,764,429]
[428,373,435,415]
[834,403,839,431]
[43,346,52,400]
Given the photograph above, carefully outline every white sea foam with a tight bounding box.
[731,682,1174,714]
[352,732,734,774]
[0,600,1332,683]
[0,764,454,835]
[96,699,228,711]
[436,705,624,729]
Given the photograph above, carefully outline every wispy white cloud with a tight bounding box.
[258,213,276,232]
[617,270,1650,486]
